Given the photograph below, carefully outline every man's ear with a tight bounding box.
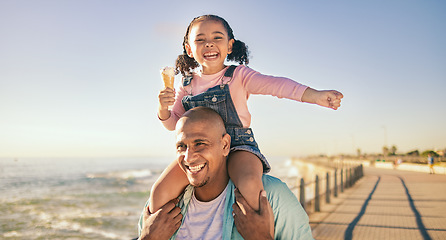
[185,43,194,58]
[222,133,231,157]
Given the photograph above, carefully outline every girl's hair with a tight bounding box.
[175,15,249,77]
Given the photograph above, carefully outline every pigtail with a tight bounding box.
[175,51,199,77]
[176,18,200,77]
[227,40,249,65]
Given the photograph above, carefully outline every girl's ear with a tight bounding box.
[228,39,235,54]
[185,43,194,58]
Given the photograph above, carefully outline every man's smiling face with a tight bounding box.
[175,108,230,199]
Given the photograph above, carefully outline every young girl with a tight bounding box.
[152,15,343,215]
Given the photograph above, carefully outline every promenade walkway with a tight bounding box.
[309,166,446,240]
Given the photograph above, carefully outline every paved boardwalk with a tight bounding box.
[309,167,446,240]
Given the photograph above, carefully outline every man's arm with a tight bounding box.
[139,198,182,240]
[232,189,274,240]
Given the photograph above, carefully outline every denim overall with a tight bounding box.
[182,66,270,173]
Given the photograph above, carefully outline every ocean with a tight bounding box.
[0,156,296,239]
[0,157,170,239]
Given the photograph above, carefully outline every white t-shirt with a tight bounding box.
[176,185,228,240]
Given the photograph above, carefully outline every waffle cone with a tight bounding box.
[162,72,174,89]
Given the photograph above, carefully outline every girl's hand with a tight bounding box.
[302,88,343,110]
[158,88,175,120]
[315,90,343,110]
[158,88,176,110]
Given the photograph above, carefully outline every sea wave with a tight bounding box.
[87,169,152,180]
[50,220,124,239]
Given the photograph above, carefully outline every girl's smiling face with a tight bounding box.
[185,20,234,75]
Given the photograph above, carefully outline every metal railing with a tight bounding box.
[290,164,364,213]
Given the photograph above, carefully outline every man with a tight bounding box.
[138,107,313,239]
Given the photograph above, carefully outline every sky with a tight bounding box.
[1,0,445,159]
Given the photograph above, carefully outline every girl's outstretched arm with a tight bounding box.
[301,87,344,110]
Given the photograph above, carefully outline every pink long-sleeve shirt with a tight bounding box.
[161,65,308,131]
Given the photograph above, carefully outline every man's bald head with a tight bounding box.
[176,107,226,136]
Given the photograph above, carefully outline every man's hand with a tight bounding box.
[139,198,182,240]
[232,189,274,240]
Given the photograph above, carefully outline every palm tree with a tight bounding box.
[390,145,397,155]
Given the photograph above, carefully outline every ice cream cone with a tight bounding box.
[160,67,175,89]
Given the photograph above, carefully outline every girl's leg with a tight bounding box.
[149,160,189,213]
[227,150,264,211]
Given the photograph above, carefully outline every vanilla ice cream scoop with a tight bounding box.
[160,66,175,89]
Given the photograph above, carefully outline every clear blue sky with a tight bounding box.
[1,0,445,158]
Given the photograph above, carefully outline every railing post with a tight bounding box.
[299,178,305,211]
[326,172,330,203]
[352,167,355,185]
[315,175,320,212]
[347,168,351,188]
[340,168,344,193]
[349,168,353,187]
[345,168,349,189]
[334,169,338,197]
